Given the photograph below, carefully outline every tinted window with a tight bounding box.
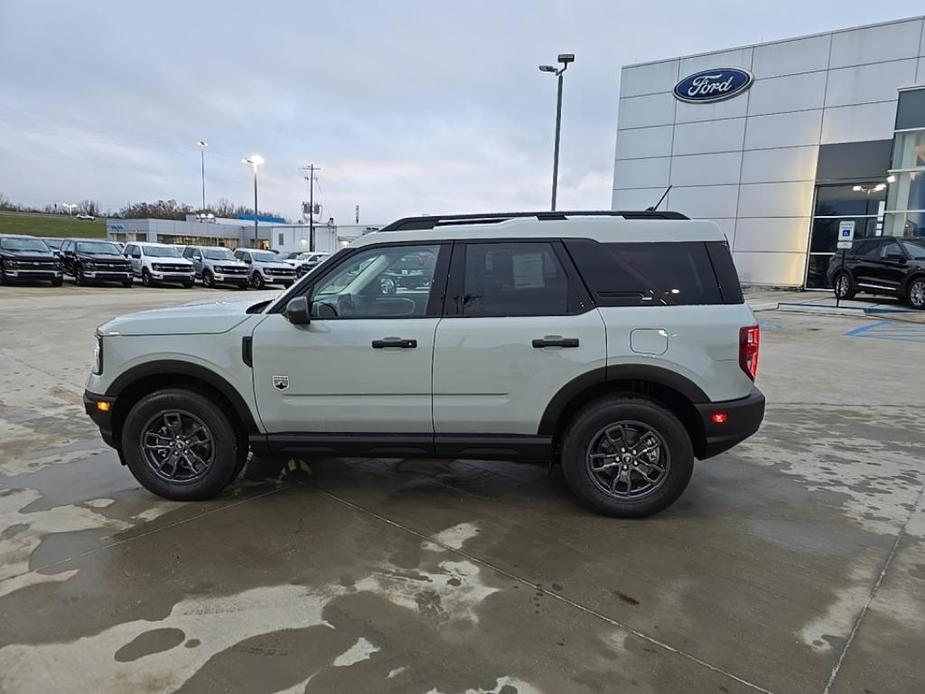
[458,242,568,316]
[814,185,885,217]
[880,241,903,259]
[311,244,440,319]
[851,239,881,257]
[896,88,925,130]
[565,239,722,306]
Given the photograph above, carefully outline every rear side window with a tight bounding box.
[456,242,570,316]
[564,239,734,306]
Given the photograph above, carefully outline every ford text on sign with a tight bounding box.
[673,68,754,104]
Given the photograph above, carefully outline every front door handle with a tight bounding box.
[532,336,580,348]
[372,338,417,349]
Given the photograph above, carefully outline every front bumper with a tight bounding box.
[83,270,132,280]
[214,274,249,285]
[3,269,61,280]
[151,272,195,282]
[84,390,117,448]
[694,386,765,459]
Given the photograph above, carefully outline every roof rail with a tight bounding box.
[378,209,689,231]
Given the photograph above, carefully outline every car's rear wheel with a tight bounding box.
[51,276,63,287]
[183,281,194,289]
[908,277,925,310]
[122,279,133,288]
[833,271,855,300]
[560,396,694,518]
[121,388,243,500]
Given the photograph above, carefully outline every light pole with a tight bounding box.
[243,155,264,247]
[539,53,574,211]
[197,140,208,211]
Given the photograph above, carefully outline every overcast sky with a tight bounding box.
[1,2,923,223]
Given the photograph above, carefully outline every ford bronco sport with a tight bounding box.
[84,211,765,517]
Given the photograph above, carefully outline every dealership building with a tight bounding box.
[612,15,925,287]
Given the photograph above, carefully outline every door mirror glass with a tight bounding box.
[132,251,141,259]
[285,296,311,325]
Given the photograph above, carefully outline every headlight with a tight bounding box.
[92,335,103,375]
[84,260,96,270]
[6,259,17,268]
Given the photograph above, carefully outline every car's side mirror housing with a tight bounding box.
[285,296,311,325]
[886,253,906,263]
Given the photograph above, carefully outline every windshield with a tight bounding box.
[44,239,64,249]
[0,237,49,252]
[142,245,181,258]
[77,241,122,255]
[204,248,236,260]
[252,251,279,263]
[902,240,925,259]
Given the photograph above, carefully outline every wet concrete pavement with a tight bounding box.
[1,284,923,693]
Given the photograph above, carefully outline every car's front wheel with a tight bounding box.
[141,269,153,287]
[251,272,265,289]
[202,270,214,288]
[560,396,694,518]
[833,271,855,300]
[121,388,243,500]
[908,277,925,310]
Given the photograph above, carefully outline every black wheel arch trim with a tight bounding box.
[105,360,260,434]
[537,364,710,436]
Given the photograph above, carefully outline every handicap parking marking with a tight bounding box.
[844,320,925,343]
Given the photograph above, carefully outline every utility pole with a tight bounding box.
[301,165,320,251]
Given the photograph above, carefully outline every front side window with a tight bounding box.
[458,242,569,316]
[880,241,903,259]
[310,244,440,319]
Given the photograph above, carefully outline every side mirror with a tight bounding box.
[886,253,906,263]
[285,296,311,325]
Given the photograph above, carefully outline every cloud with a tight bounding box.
[0,0,921,221]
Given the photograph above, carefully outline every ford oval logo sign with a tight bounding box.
[673,68,753,103]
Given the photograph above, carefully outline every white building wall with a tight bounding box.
[613,16,925,286]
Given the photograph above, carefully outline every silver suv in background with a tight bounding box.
[123,242,195,288]
[233,248,297,288]
[182,246,250,289]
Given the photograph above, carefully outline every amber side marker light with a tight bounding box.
[96,401,111,413]
[710,412,728,424]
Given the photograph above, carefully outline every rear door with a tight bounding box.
[432,240,606,436]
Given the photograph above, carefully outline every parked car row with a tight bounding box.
[0,234,333,289]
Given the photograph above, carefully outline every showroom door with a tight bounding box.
[432,240,606,436]
[250,242,449,434]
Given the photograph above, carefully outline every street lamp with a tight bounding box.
[243,155,264,247]
[539,53,575,211]
[197,140,208,211]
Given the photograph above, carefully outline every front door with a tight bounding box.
[871,240,908,291]
[433,240,607,435]
[251,242,448,433]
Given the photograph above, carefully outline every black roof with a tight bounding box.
[378,210,688,232]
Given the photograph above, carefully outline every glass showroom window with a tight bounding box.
[805,183,886,289]
[883,129,925,237]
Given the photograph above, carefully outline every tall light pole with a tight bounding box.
[243,155,264,247]
[539,53,574,211]
[197,140,208,211]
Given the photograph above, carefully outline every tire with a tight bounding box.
[122,279,133,288]
[560,396,694,518]
[202,270,214,288]
[907,277,925,310]
[252,272,265,289]
[74,266,85,286]
[51,276,63,287]
[141,269,153,287]
[833,271,855,300]
[282,280,293,288]
[183,281,194,289]
[0,262,6,285]
[120,388,243,501]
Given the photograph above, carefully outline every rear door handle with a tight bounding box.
[532,337,580,348]
[371,338,417,349]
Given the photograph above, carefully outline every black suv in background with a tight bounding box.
[0,235,62,286]
[59,239,133,286]
[828,237,925,308]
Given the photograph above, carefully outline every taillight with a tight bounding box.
[739,325,760,381]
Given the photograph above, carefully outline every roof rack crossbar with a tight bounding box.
[378,210,688,231]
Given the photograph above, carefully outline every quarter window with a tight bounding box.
[310,244,440,319]
[452,242,570,317]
